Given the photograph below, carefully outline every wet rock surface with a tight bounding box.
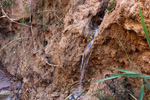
[0,70,10,90]
[0,69,11,99]
[0,69,23,100]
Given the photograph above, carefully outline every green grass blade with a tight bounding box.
[111,73,150,78]
[143,79,150,89]
[114,68,136,74]
[139,85,144,100]
[93,75,120,83]
[117,37,137,71]
[117,37,150,89]
[139,6,150,47]
[139,6,150,90]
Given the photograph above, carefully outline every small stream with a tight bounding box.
[69,26,100,100]
[78,27,99,93]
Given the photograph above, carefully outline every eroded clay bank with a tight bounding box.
[0,0,150,100]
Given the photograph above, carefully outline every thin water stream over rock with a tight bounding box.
[69,26,100,100]
[78,26,99,92]
[68,5,106,99]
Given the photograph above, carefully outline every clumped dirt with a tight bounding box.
[0,0,150,100]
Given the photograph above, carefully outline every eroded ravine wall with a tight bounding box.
[83,0,150,100]
[0,0,150,100]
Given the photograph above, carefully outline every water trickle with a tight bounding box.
[73,26,100,99]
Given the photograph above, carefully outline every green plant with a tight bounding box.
[107,0,116,12]
[139,6,150,47]
[94,6,150,100]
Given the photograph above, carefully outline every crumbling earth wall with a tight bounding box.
[0,0,150,100]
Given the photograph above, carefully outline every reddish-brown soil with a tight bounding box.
[0,0,150,100]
